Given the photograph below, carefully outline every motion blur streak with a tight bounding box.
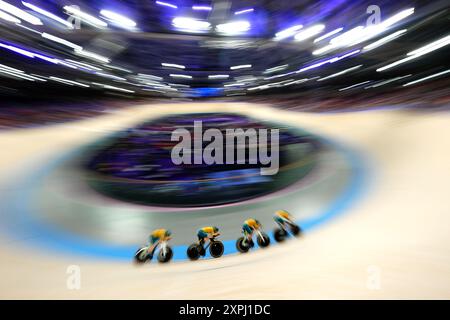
[21,2,74,29]
[100,10,137,29]
[0,0,42,25]
[63,5,108,28]
[0,9,20,23]
[403,69,450,87]
[0,0,449,300]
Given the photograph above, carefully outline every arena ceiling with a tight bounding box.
[0,0,449,99]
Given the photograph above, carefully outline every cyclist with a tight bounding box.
[242,218,262,246]
[197,226,220,247]
[147,228,172,259]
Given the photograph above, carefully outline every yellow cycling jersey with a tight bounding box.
[201,226,215,234]
[151,228,168,239]
[276,210,291,219]
[244,219,259,228]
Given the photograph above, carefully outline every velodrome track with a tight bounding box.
[0,103,449,299]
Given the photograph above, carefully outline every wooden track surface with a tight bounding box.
[0,103,449,299]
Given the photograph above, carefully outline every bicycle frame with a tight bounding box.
[277,221,289,232]
[159,240,169,256]
[204,236,217,249]
[255,229,268,244]
[146,240,169,257]
[276,220,296,232]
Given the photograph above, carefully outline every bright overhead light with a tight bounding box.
[365,74,411,88]
[100,10,137,29]
[92,82,135,93]
[263,65,289,74]
[34,53,58,64]
[317,65,363,81]
[170,74,192,79]
[56,60,79,69]
[235,8,254,15]
[192,6,212,11]
[107,65,132,73]
[363,29,407,51]
[294,24,325,42]
[75,49,110,63]
[0,9,21,23]
[356,8,414,45]
[314,28,343,43]
[0,63,25,74]
[0,42,61,64]
[0,0,42,25]
[155,1,177,9]
[65,59,102,71]
[312,44,335,56]
[22,74,47,81]
[224,82,246,87]
[16,24,41,34]
[41,33,83,51]
[169,83,190,88]
[298,49,360,73]
[274,25,303,41]
[50,76,90,88]
[137,73,163,81]
[376,56,416,72]
[230,64,252,70]
[172,17,211,32]
[327,8,414,50]
[95,72,126,81]
[264,71,295,80]
[236,75,257,82]
[208,75,230,79]
[377,34,450,72]
[339,80,371,91]
[0,63,43,82]
[216,21,250,35]
[0,42,35,57]
[407,35,450,57]
[313,26,364,55]
[379,7,414,29]
[247,84,270,91]
[0,68,35,81]
[403,69,450,87]
[21,2,73,28]
[329,26,364,46]
[64,6,107,28]
[161,63,185,69]
[282,79,309,86]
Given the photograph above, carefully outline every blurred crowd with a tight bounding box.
[0,98,152,129]
[85,113,318,206]
[87,113,308,181]
[1,77,448,130]
[241,78,450,112]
